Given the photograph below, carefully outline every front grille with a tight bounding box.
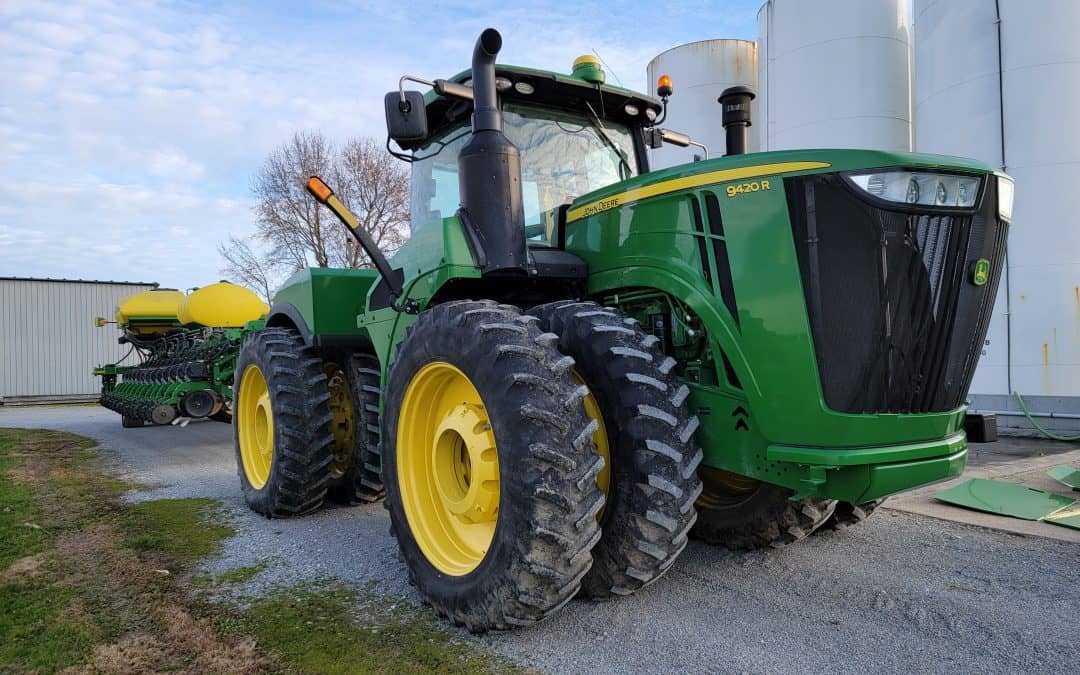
[786,174,1007,414]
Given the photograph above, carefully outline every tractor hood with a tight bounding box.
[566,149,996,225]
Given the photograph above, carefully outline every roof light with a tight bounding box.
[514,81,534,95]
[624,103,640,116]
[495,76,512,91]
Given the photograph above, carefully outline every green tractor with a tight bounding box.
[233,29,1011,630]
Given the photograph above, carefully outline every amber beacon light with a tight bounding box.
[657,74,673,98]
[306,176,333,203]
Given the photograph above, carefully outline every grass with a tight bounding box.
[122,498,234,561]
[0,427,516,674]
[192,560,272,590]
[232,583,517,675]
[0,428,252,672]
[0,452,48,570]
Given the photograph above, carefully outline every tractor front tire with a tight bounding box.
[814,499,885,534]
[234,328,334,518]
[534,300,701,598]
[324,351,384,504]
[692,471,836,550]
[383,300,604,632]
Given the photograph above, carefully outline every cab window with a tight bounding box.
[408,103,638,244]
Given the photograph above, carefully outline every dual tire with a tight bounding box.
[233,328,382,518]
[383,300,605,631]
[382,300,702,631]
[532,300,702,597]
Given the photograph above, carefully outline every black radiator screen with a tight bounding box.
[786,174,1007,414]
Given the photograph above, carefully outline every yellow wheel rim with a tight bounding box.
[397,362,500,576]
[237,364,274,489]
[574,372,611,506]
[324,362,355,479]
[697,466,760,509]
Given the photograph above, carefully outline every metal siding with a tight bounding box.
[914,0,1080,398]
[0,279,157,399]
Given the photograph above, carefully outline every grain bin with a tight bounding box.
[757,0,913,151]
[646,39,758,169]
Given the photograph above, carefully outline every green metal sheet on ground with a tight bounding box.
[1047,465,1080,491]
[935,478,1075,520]
[1044,503,1080,530]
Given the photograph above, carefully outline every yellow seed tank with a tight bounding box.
[176,281,268,327]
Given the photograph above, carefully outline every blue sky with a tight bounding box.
[0,1,760,289]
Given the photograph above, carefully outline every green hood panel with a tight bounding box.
[569,148,996,215]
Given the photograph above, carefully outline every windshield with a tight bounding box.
[409,103,638,243]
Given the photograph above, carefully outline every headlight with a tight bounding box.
[997,175,1014,221]
[846,170,982,208]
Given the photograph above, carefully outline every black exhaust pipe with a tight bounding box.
[457,28,527,274]
[718,86,755,156]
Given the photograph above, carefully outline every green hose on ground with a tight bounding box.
[1011,391,1080,442]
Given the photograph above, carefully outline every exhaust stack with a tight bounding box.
[457,28,527,274]
[718,86,755,156]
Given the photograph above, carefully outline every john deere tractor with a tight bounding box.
[95,282,267,427]
[233,29,1011,630]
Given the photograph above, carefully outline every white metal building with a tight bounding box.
[646,39,758,169]
[757,0,913,152]
[914,0,1080,434]
[0,277,158,404]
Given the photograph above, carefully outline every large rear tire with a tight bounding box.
[534,300,701,598]
[234,328,334,518]
[383,300,604,632]
[323,351,384,504]
[692,468,836,549]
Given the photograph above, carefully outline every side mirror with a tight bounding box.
[644,127,709,160]
[384,90,428,144]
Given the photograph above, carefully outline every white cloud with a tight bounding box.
[147,150,205,180]
[0,0,758,289]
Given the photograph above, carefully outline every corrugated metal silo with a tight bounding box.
[914,0,1080,432]
[757,0,913,151]
[645,39,758,169]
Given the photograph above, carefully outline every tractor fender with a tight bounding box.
[266,302,314,344]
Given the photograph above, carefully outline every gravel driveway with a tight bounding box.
[3,404,1077,674]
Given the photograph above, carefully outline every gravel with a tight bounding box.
[3,404,1078,674]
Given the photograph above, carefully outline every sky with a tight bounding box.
[0,0,760,289]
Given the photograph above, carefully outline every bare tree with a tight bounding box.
[216,236,279,304]
[253,130,337,269]
[219,130,410,299]
[333,137,410,267]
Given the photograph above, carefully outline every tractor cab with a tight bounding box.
[391,60,662,246]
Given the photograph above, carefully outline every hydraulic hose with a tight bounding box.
[1011,391,1080,442]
